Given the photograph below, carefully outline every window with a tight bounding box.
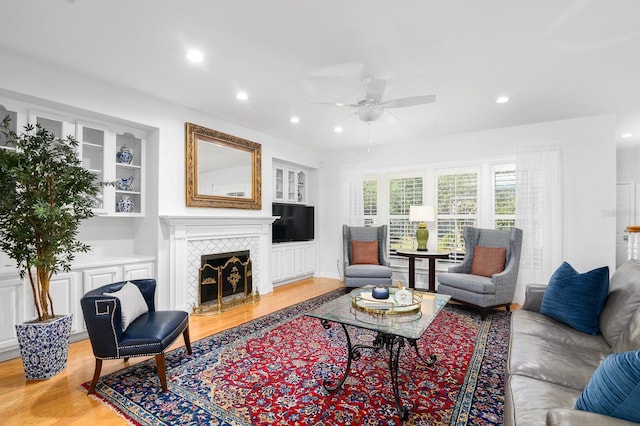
[363,179,378,225]
[494,164,516,230]
[389,176,423,250]
[437,169,478,253]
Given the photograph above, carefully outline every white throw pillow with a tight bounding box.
[105,282,149,331]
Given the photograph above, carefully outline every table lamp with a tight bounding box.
[409,205,435,251]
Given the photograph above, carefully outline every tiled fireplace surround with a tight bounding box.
[161,216,276,312]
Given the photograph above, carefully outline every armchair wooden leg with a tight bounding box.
[183,326,193,355]
[88,359,103,394]
[155,354,168,392]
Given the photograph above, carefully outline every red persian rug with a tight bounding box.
[82,289,510,425]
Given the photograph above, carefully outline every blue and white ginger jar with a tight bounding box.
[117,195,135,213]
[116,145,134,164]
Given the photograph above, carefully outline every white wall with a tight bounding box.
[319,115,618,296]
[0,47,324,308]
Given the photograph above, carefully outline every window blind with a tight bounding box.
[437,172,477,252]
[389,176,423,249]
[494,167,516,229]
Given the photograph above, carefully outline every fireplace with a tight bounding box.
[195,250,260,314]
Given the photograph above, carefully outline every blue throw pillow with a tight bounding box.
[575,350,640,423]
[540,262,609,335]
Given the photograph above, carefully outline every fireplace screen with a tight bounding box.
[196,250,259,314]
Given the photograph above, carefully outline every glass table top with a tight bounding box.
[305,286,451,340]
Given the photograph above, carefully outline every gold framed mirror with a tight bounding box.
[185,123,262,209]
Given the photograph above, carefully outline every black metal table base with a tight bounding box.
[320,319,437,420]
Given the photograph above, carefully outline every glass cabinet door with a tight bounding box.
[287,170,296,202]
[274,167,284,200]
[77,123,106,213]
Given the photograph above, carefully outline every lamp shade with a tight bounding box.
[409,205,435,222]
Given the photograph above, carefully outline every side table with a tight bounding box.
[395,250,450,292]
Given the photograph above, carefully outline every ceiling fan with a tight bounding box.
[314,76,436,124]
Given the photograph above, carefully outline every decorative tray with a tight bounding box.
[350,286,422,316]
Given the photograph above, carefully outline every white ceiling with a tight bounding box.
[2,0,640,150]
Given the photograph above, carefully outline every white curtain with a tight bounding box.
[515,144,563,303]
[338,163,365,227]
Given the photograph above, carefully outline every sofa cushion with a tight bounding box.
[540,262,609,335]
[599,260,640,347]
[507,330,608,390]
[575,350,640,423]
[470,245,506,277]
[105,282,149,331]
[511,310,611,353]
[614,307,640,353]
[505,374,582,426]
[351,240,379,265]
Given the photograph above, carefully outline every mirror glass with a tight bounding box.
[186,123,262,209]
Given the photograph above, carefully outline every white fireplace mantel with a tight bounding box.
[161,215,277,311]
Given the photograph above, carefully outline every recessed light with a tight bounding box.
[334,126,343,133]
[496,96,510,104]
[186,49,204,63]
[622,133,633,138]
[289,116,300,124]
[235,91,249,101]
[335,103,344,107]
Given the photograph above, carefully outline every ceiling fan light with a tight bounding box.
[357,105,383,122]
[186,49,204,63]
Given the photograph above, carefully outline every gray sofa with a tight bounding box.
[505,259,640,426]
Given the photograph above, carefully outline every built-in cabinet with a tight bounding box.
[0,258,155,361]
[271,241,316,285]
[0,98,146,216]
[273,163,308,204]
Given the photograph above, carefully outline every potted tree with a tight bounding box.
[0,116,100,379]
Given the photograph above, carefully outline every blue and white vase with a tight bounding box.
[116,175,135,191]
[116,145,133,164]
[15,314,73,380]
[117,195,135,213]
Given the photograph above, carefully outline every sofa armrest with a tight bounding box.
[547,408,639,426]
[521,284,547,312]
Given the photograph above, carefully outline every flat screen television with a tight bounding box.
[272,203,314,243]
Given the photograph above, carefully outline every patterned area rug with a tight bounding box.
[82,290,510,425]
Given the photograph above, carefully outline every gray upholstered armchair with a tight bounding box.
[437,226,523,318]
[343,225,393,288]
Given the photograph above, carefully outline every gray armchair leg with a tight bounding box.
[155,354,168,392]
[88,359,103,394]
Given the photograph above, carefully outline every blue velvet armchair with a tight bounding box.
[80,279,192,394]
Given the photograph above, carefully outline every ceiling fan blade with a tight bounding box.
[381,94,436,109]
[334,111,358,126]
[379,111,398,125]
[310,101,359,107]
[364,77,387,102]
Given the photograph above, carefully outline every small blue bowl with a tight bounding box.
[372,286,390,300]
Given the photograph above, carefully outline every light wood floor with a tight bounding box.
[0,277,344,426]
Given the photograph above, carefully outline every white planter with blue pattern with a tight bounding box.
[15,314,73,380]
